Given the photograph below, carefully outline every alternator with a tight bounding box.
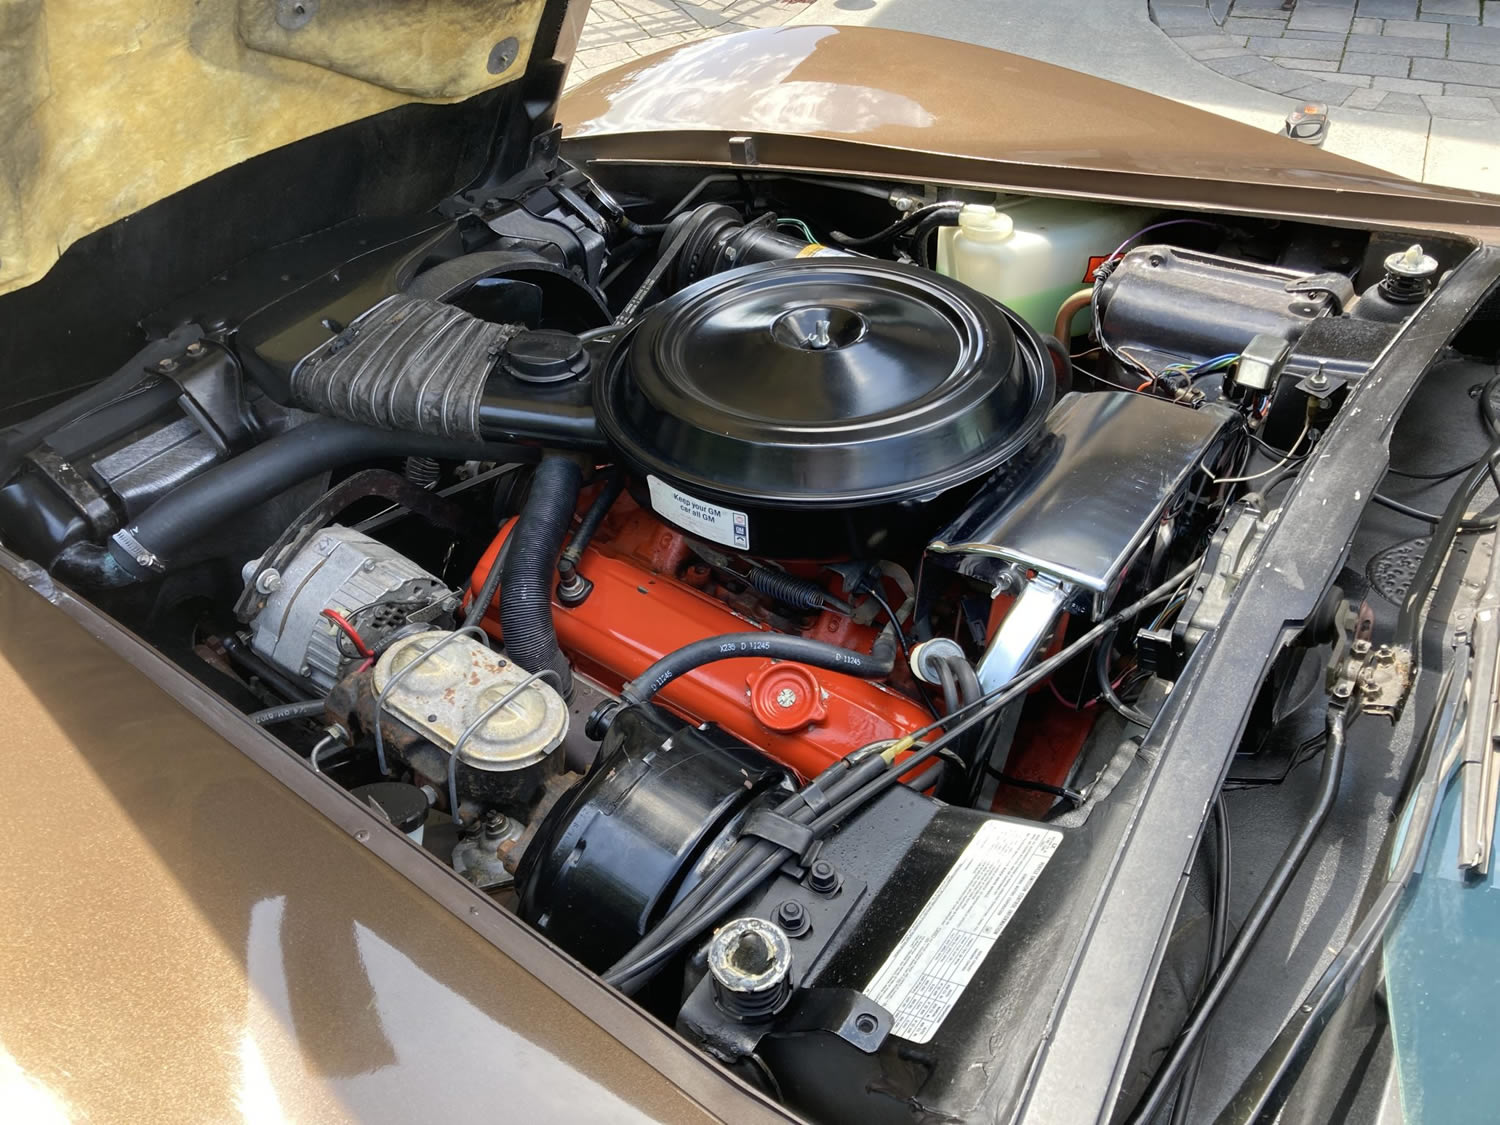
[244,525,456,689]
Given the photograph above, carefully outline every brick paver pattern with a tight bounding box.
[568,0,807,86]
[1151,0,1500,115]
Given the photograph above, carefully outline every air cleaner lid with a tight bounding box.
[595,259,1052,511]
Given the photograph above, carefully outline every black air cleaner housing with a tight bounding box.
[595,259,1053,558]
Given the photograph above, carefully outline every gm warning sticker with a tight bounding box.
[865,819,1062,1044]
[646,474,750,550]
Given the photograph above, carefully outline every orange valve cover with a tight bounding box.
[471,513,933,780]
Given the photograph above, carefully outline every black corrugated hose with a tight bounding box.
[500,456,583,697]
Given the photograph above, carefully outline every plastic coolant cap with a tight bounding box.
[957,203,1014,241]
[748,663,828,733]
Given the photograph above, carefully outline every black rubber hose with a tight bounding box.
[936,652,986,785]
[620,217,668,238]
[1372,490,1498,531]
[500,456,583,697]
[622,630,897,705]
[249,699,328,725]
[1126,706,1347,1125]
[463,536,510,632]
[1042,334,1075,396]
[828,201,961,249]
[909,208,958,269]
[936,658,960,718]
[560,468,624,573]
[1095,626,1153,727]
[947,654,983,707]
[55,419,536,587]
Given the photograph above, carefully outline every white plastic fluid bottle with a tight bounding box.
[936,199,1153,340]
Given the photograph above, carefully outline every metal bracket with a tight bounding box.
[1297,369,1346,400]
[26,445,120,536]
[976,572,1072,694]
[728,135,759,166]
[1285,272,1354,314]
[770,988,892,1054]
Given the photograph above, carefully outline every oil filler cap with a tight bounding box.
[748,663,827,732]
[498,329,589,384]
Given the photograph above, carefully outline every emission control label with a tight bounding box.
[865,819,1063,1043]
[646,475,750,550]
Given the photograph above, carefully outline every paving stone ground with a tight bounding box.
[1151,0,1500,115]
[568,0,807,85]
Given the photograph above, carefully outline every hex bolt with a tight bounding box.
[807,859,840,895]
[255,568,283,594]
[775,899,810,937]
[1308,372,1329,390]
[185,341,206,357]
[1377,644,1395,665]
[1351,638,1372,656]
[1332,681,1353,700]
[482,811,511,840]
[776,687,799,709]
[155,356,178,373]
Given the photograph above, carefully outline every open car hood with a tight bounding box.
[561,25,1500,235]
[0,0,581,297]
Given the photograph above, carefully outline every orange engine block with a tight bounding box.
[470,499,933,780]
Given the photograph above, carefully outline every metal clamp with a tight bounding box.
[741,807,818,863]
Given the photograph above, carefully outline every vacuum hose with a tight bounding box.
[500,457,583,697]
[622,630,898,707]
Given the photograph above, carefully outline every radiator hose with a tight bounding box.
[500,457,583,697]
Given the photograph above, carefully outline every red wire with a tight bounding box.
[321,608,374,657]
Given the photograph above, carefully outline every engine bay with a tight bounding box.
[0,147,1490,1123]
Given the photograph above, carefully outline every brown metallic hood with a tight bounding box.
[0,562,732,1124]
[561,25,1500,235]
